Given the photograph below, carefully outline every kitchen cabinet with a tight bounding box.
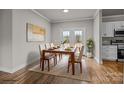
[102,45,117,61]
[114,21,124,29]
[101,22,115,37]
[101,21,124,37]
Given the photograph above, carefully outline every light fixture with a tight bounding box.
[63,9,69,13]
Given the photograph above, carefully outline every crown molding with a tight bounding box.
[31,9,50,22]
[51,17,93,23]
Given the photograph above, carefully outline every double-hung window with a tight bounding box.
[74,31,83,43]
[62,31,70,43]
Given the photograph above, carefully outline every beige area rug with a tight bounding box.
[29,56,91,82]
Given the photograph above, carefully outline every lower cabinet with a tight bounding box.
[102,45,117,61]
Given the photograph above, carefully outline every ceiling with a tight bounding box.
[35,9,97,23]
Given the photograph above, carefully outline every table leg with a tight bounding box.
[72,63,75,75]
[71,53,75,75]
[42,50,45,71]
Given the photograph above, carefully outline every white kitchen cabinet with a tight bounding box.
[101,21,124,37]
[101,23,107,37]
[114,21,124,29]
[102,45,117,61]
[101,22,115,37]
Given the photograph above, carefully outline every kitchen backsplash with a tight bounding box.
[102,37,124,45]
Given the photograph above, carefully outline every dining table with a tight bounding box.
[42,47,77,75]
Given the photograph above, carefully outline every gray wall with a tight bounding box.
[11,9,51,72]
[0,9,51,73]
[51,20,93,43]
[0,10,13,72]
[51,20,93,55]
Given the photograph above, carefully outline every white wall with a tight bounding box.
[93,10,102,64]
[0,9,51,73]
[0,10,13,72]
[51,20,93,55]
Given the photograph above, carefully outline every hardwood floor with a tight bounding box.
[0,57,123,84]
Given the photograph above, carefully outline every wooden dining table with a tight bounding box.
[42,47,77,75]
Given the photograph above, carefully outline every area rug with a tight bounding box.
[29,56,91,82]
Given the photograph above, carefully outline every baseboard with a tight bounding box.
[12,58,39,73]
[0,58,39,73]
[0,67,13,73]
[94,57,103,64]
[12,63,28,73]
[94,57,99,63]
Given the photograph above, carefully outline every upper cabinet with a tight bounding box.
[101,22,115,37]
[114,21,124,29]
[101,21,124,37]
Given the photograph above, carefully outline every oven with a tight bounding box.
[118,45,124,62]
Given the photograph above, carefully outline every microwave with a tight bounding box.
[114,28,124,37]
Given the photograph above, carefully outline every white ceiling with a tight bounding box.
[35,9,97,23]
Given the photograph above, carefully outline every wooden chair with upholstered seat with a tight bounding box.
[64,43,70,48]
[39,44,57,71]
[45,43,58,64]
[45,43,51,49]
[50,43,62,60]
[75,43,83,52]
[50,43,54,48]
[67,46,84,73]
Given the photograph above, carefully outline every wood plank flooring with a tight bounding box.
[0,57,123,84]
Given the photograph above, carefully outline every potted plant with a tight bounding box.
[86,38,94,58]
[60,37,69,47]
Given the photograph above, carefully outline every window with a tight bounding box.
[74,31,82,43]
[62,31,70,43]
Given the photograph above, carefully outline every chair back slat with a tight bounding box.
[74,43,82,48]
[78,46,84,62]
[50,43,54,47]
[39,44,45,56]
[64,43,70,48]
[45,43,51,49]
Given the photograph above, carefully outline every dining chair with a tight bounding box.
[46,43,58,64]
[64,43,70,48]
[67,46,84,73]
[50,43,54,48]
[75,43,83,51]
[50,43,62,60]
[39,44,57,71]
[45,43,51,49]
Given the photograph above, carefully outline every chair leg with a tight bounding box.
[54,58,56,66]
[40,58,42,68]
[59,54,62,60]
[55,57,57,65]
[59,54,61,60]
[67,62,70,73]
[55,54,57,62]
[80,62,82,73]
[44,60,47,64]
[48,60,50,71]
[42,60,44,71]
[61,54,62,58]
